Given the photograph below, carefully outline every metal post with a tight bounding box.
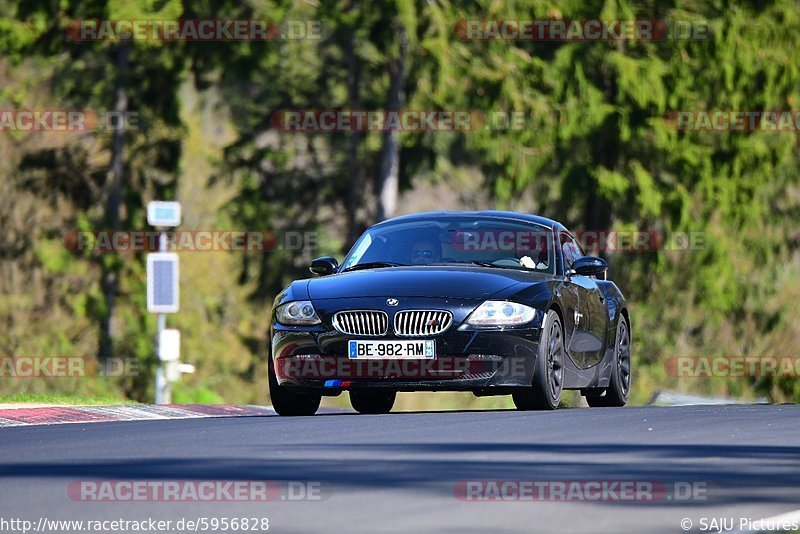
[155,313,169,404]
[154,230,170,405]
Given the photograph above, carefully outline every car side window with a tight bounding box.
[571,235,586,258]
[560,232,580,268]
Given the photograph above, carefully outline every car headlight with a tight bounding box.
[276,301,321,325]
[464,301,537,327]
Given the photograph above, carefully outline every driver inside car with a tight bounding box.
[411,238,442,265]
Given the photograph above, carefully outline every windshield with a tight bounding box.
[339,217,554,273]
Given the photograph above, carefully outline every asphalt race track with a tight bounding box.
[1,404,799,534]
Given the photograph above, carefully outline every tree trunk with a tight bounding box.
[345,27,363,246]
[376,27,407,222]
[584,67,617,258]
[583,179,612,257]
[99,43,129,363]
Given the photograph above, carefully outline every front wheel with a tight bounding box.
[586,315,631,407]
[513,309,564,410]
[268,361,321,416]
[350,390,396,414]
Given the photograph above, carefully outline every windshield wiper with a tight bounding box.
[339,261,408,273]
[431,260,520,270]
[431,260,498,267]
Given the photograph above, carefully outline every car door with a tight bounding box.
[569,234,608,366]
[560,233,607,368]
[558,232,589,367]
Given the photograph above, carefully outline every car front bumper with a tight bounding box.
[271,324,542,393]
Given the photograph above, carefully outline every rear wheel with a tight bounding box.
[268,361,321,416]
[586,315,631,407]
[350,390,396,414]
[513,310,564,410]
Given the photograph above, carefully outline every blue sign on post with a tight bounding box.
[147,201,181,227]
[147,252,179,313]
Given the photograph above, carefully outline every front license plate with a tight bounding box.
[348,340,435,359]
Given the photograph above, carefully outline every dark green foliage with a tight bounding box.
[1,0,798,404]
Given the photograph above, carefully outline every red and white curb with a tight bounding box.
[0,404,275,427]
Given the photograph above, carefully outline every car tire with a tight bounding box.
[586,315,631,408]
[513,309,564,411]
[268,360,321,416]
[350,390,396,414]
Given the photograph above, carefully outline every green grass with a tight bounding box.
[0,393,138,406]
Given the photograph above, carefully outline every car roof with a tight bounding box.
[374,210,565,231]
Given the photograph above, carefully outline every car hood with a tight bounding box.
[307,266,553,300]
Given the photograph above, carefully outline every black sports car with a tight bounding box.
[269,211,631,415]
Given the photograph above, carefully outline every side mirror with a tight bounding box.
[571,256,607,277]
[309,256,338,276]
